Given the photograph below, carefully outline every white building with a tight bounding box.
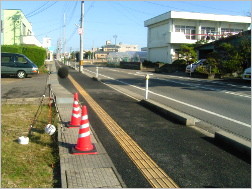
[144,11,251,64]
[42,37,53,61]
[117,42,139,52]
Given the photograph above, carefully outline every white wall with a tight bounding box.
[148,47,168,63]
[148,22,169,48]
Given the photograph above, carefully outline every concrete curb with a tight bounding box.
[92,77,101,81]
[215,131,251,157]
[139,99,196,126]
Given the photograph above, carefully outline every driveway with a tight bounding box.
[1,73,49,99]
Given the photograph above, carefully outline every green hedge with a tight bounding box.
[1,45,23,54]
[1,45,46,68]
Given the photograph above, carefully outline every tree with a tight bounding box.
[84,51,92,59]
[238,35,251,69]
[178,44,197,64]
[214,42,243,74]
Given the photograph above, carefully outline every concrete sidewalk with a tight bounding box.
[47,61,126,188]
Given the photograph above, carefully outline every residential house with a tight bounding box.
[1,9,42,46]
[144,11,251,64]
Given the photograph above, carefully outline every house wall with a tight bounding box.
[2,9,41,46]
[148,47,169,63]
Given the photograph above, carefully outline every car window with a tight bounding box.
[14,55,28,63]
[1,55,12,64]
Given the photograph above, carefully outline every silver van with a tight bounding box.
[1,52,39,78]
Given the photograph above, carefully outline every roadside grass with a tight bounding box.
[1,104,61,188]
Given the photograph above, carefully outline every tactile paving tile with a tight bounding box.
[66,168,122,188]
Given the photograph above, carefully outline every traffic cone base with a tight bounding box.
[71,143,97,155]
[65,121,80,128]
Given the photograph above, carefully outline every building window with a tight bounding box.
[27,29,31,36]
[221,28,243,36]
[22,23,26,36]
[201,27,216,40]
[175,25,196,40]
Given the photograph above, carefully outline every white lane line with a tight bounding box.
[101,67,251,89]
[86,67,251,98]
[155,78,251,98]
[157,74,251,89]
[147,90,251,128]
[82,68,250,127]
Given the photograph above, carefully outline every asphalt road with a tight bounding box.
[56,63,250,188]
[2,64,251,188]
[82,65,251,140]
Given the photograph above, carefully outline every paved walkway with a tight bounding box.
[47,61,126,188]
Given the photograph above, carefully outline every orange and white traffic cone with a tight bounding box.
[71,106,97,155]
[66,93,81,128]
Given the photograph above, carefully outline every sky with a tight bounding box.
[1,1,251,53]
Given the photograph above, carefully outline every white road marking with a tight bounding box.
[82,68,251,128]
[155,78,251,98]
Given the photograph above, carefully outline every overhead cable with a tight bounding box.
[25,1,50,17]
[26,1,58,18]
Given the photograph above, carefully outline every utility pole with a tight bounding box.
[63,13,66,57]
[63,13,66,63]
[79,1,84,72]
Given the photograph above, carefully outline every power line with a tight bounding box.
[66,1,78,26]
[25,1,50,17]
[114,2,153,16]
[111,2,142,26]
[26,1,58,18]
[62,1,72,16]
[84,1,96,17]
[143,1,189,12]
[36,26,62,37]
[175,1,248,14]
[143,1,248,15]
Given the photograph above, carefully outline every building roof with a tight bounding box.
[144,10,251,27]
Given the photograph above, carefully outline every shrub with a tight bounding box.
[1,45,46,68]
[195,66,209,74]
[172,59,187,65]
[195,57,220,75]
[21,45,46,68]
[1,45,22,54]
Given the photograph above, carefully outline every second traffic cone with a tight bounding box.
[66,93,81,128]
[71,106,97,155]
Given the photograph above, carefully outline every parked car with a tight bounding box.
[1,52,39,79]
[185,59,206,73]
[242,67,251,80]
